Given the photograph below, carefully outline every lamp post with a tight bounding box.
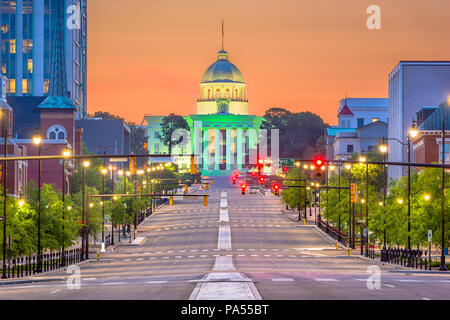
[100,168,107,252]
[117,169,125,240]
[440,106,447,271]
[1,111,7,279]
[61,146,71,266]
[345,163,354,249]
[109,165,116,245]
[379,140,388,249]
[81,160,90,260]
[33,133,43,272]
[137,169,144,239]
[358,155,369,257]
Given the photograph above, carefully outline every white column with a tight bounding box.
[236,129,244,170]
[203,129,209,170]
[226,129,232,170]
[214,129,220,170]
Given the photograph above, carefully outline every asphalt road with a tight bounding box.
[1,176,449,300]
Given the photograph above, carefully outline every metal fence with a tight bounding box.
[380,247,431,270]
[1,248,82,279]
[316,218,348,247]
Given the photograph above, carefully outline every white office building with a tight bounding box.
[388,61,450,180]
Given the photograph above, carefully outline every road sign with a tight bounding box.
[428,230,432,242]
[356,219,366,224]
[279,158,295,167]
[0,216,3,222]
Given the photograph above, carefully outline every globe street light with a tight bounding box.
[81,160,90,260]
[61,145,71,266]
[33,132,43,273]
[100,168,108,252]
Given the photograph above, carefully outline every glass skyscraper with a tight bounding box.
[1,0,87,118]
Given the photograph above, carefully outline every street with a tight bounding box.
[0,177,449,300]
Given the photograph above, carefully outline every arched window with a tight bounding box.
[47,125,67,140]
[208,89,211,99]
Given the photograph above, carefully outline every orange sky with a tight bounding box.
[87,0,450,125]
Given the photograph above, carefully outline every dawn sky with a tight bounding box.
[87,0,450,125]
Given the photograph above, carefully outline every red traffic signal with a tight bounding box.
[313,156,325,178]
[283,167,288,172]
[257,158,264,165]
[232,176,236,184]
[241,184,246,195]
[259,176,266,184]
[251,172,256,177]
[273,183,280,196]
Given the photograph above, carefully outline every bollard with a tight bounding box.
[96,252,100,261]
[169,196,173,206]
[303,219,306,225]
[203,195,208,206]
[206,183,209,190]
[348,248,351,256]
[335,241,339,250]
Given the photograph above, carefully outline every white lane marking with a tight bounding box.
[102,282,127,286]
[422,297,430,300]
[221,192,227,198]
[124,259,131,262]
[272,278,294,282]
[220,199,228,208]
[220,210,229,222]
[50,289,61,294]
[189,273,261,300]
[218,225,232,250]
[213,256,235,271]
[136,258,144,261]
[385,284,396,288]
[314,278,339,282]
[145,281,168,284]
[200,255,207,258]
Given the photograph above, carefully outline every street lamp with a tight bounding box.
[33,132,43,273]
[110,165,116,245]
[100,168,108,252]
[81,160,90,260]
[379,139,388,249]
[61,145,71,266]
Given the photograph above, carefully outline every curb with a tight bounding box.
[388,269,450,274]
[0,277,66,286]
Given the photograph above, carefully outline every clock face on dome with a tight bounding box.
[216,98,231,114]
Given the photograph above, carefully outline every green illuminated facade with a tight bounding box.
[145,49,263,176]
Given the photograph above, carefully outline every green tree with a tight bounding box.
[158,113,190,155]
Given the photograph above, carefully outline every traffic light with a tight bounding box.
[241,184,246,195]
[259,175,265,185]
[283,167,288,173]
[203,195,208,206]
[313,157,325,178]
[251,172,257,177]
[232,176,236,184]
[257,158,264,175]
[273,183,280,196]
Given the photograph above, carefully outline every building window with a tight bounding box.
[8,79,15,93]
[28,59,33,73]
[47,125,67,140]
[347,144,354,153]
[439,143,449,163]
[154,131,159,139]
[372,118,379,123]
[357,118,364,128]
[154,144,160,154]
[1,63,6,74]
[43,79,49,94]
[9,39,15,54]
[22,79,28,94]
[368,146,374,151]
